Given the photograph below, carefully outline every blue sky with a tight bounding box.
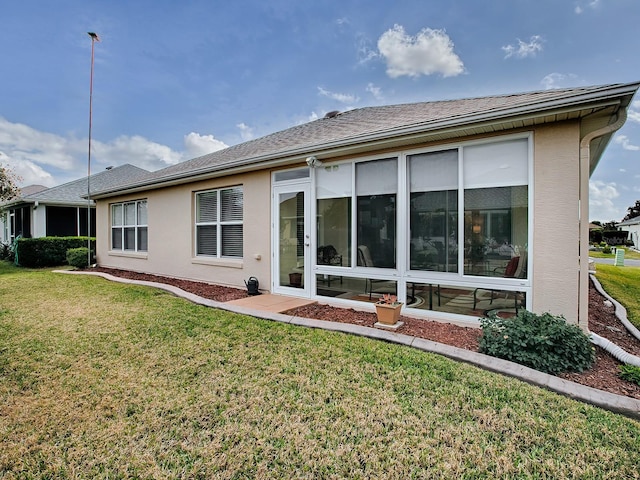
[1,0,639,222]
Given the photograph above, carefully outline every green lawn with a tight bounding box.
[589,246,640,260]
[1,262,640,478]
[595,263,640,329]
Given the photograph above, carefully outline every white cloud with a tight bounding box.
[356,33,379,65]
[502,35,544,59]
[590,180,622,221]
[236,123,254,141]
[366,83,383,100]
[575,0,600,14]
[377,24,464,78]
[317,87,359,104]
[95,135,182,172]
[614,134,640,151]
[540,73,578,90]
[628,101,640,123]
[4,156,55,187]
[0,117,81,171]
[184,132,227,158]
[0,116,227,187]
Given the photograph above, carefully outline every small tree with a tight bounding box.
[0,164,20,202]
[622,200,640,222]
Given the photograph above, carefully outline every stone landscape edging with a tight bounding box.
[590,273,640,343]
[57,269,640,420]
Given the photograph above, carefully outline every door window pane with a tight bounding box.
[279,191,305,288]
[317,197,351,267]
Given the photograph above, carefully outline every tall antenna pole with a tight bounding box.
[87,32,100,267]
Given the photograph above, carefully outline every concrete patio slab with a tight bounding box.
[225,293,316,313]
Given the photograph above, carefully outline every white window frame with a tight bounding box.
[195,186,244,259]
[110,199,148,252]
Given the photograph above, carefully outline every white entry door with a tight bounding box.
[272,183,312,297]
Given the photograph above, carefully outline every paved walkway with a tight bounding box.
[591,257,640,267]
[58,269,640,420]
[226,293,316,313]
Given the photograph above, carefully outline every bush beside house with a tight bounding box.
[66,247,92,269]
[15,237,95,267]
[479,310,595,374]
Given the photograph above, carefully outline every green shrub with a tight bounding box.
[602,245,612,254]
[66,247,92,269]
[619,365,640,386]
[479,310,595,374]
[0,242,10,260]
[15,237,96,267]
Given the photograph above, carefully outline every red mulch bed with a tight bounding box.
[92,267,640,399]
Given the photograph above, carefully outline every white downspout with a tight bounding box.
[578,109,627,330]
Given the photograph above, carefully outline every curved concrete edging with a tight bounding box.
[57,270,640,420]
[590,274,640,343]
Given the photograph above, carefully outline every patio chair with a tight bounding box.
[472,254,526,312]
[357,245,395,299]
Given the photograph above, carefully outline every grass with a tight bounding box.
[595,263,640,329]
[1,262,640,478]
[589,246,640,260]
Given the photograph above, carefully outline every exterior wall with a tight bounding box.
[96,170,271,290]
[626,224,640,249]
[95,123,585,323]
[531,122,581,323]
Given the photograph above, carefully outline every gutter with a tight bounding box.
[578,109,628,329]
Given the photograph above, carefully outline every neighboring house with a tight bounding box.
[618,215,640,250]
[91,82,639,328]
[1,164,150,244]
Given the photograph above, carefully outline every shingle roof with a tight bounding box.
[20,164,150,205]
[18,185,48,196]
[92,82,639,197]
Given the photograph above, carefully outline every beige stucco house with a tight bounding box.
[91,82,639,328]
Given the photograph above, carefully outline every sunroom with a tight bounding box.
[272,133,531,321]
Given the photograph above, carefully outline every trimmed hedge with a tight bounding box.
[15,237,96,268]
[66,247,92,269]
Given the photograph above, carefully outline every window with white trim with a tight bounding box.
[195,186,243,258]
[111,200,148,252]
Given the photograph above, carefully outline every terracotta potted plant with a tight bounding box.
[375,293,403,326]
